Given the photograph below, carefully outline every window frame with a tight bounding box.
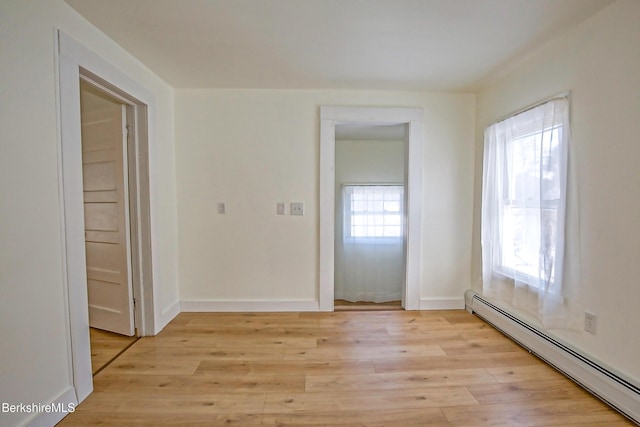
[483,99,570,293]
[342,184,405,244]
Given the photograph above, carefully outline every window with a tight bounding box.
[501,125,562,284]
[343,185,404,240]
[482,96,583,329]
[482,98,569,290]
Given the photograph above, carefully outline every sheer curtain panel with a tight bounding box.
[335,185,404,303]
[481,97,582,329]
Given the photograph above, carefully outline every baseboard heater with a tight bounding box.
[464,290,640,425]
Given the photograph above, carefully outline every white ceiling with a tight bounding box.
[65,0,613,91]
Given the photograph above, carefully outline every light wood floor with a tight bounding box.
[334,299,402,311]
[90,327,138,375]
[59,311,633,426]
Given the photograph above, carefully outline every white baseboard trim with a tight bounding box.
[26,386,77,427]
[465,289,640,424]
[419,297,465,310]
[180,299,320,312]
[155,300,181,334]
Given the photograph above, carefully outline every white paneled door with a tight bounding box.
[80,92,134,336]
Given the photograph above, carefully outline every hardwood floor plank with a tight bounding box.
[96,373,306,394]
[466,379,593,405]
[442,398,630,426]
[232,408,450,427]
[73,392,266,415]
[124,345,286,361]
[305,368,498,392]
[195,359,375,376]
[372,351,541,374]
[316,330,463,347]
[486,364,566,383]
[284,343,446,360]
[262,387,478,414]
[135,335,318,349]
[106,356,200,376]
[439,337,521,356]
[430,310,486,324]
[158,326,325,338]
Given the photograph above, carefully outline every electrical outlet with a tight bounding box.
[584,312,597,334]
[276,202,285,215]
[217,202,226,214]
[290,202,304,216]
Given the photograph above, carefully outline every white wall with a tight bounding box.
[175,90,475,308]
[336,139,405,187]
[0,1,178,426]
[473,0,640,381]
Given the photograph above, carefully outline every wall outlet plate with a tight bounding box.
[290,202,304,216]
[217,202,226,214]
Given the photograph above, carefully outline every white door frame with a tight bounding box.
[319,106,424,311]
[56,31,155,403]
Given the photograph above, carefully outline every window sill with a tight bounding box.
[343,237,403,245]
[492,266,547,289]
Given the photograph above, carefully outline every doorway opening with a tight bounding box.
[334,123,407,311]
[79,81,140,374]
[319,106,424,312]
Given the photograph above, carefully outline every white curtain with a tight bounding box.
[481,97,582,329]
[335,185,404,303]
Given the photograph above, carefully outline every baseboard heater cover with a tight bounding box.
[464,290,640,425]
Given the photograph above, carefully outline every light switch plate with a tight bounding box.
[290,202,304,216]
[584,312,597,334]
[277,202,285,215]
